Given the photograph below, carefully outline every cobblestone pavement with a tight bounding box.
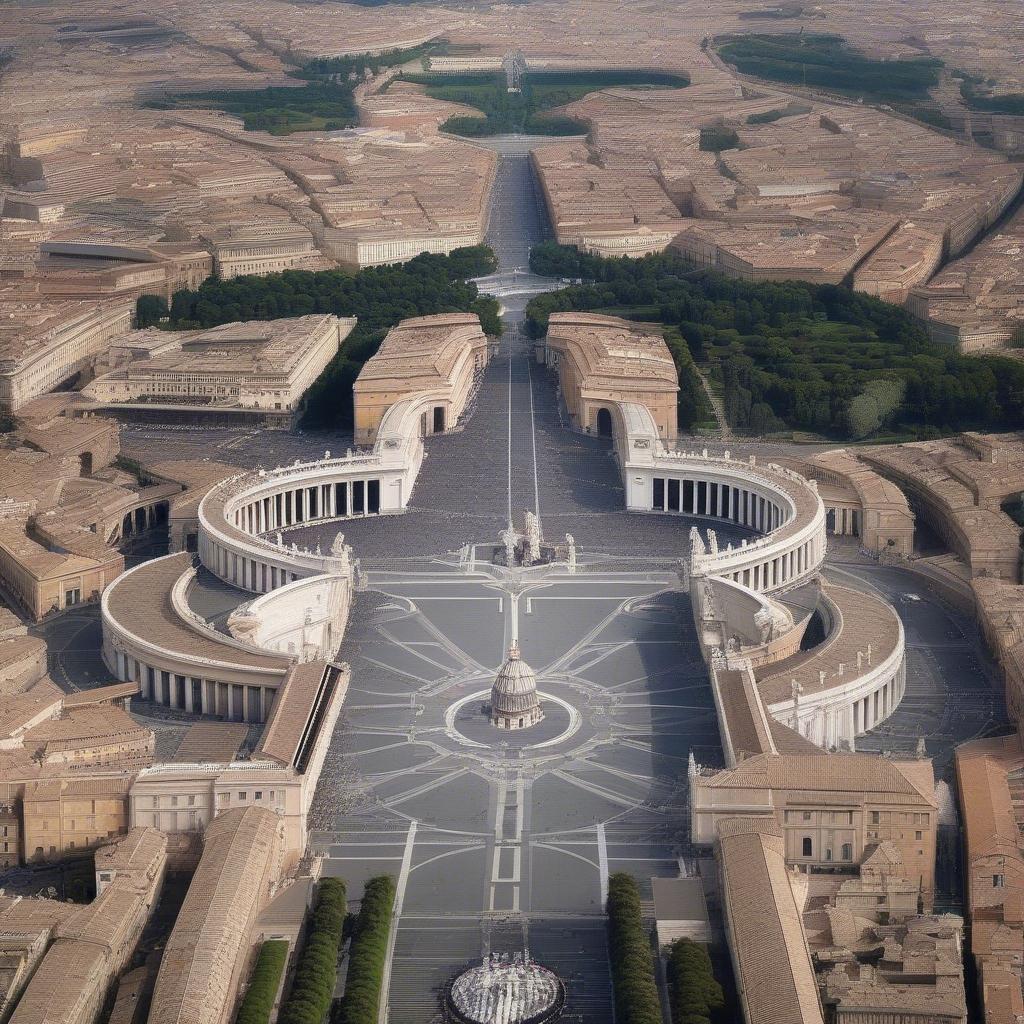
[286,309,753,562]
[95,146,1002,1013]
[310,560,719,1023]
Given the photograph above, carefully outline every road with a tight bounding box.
[302,147,749,1022]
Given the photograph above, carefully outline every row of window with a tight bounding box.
[866,829,926,842]
[144,790,278,808]
[799,836,855,861]
[870,811,929,825]
[786,810,855,825]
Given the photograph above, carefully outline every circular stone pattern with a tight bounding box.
[447,957,565,1024]
[446,690,581,753]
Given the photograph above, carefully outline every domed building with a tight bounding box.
[490,644,543,730]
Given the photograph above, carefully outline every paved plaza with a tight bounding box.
[106,143,1008,1021]
[309,557,721,1023]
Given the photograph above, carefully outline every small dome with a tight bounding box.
[490,644,543,729]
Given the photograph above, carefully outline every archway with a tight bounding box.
[596,407,613,437]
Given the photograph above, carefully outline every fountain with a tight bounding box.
[446,953,565,1024]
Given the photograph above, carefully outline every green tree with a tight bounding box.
[136,293,169,328]
[277,879,347,1024]
[666,938,724,1024]
[236,940,289,1024]
[607,873,662,1024]
[335,876,396,1024]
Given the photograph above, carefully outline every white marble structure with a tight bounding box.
[490,645,543,730]
[100,370,434,719]
[606,400,827,594]
[591,396,904,751]
[199,388,430,592]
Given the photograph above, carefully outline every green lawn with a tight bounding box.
[399,68,689,137]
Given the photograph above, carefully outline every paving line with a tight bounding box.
[379,819,417,1024]
[524,322,541,523]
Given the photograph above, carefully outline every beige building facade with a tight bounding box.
[0,300,133,412]
[84,316,353,426]
[541,312,679,442]
[353,313,491,445]
[692,753,938,908]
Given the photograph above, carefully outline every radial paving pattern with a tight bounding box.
[310,555,723,1023]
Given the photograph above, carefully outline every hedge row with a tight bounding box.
[336,875,396,1024]
[607,872,662,1024]
[278,878,348,1024]
[666,938,723,1024]
[236,940,289,1024]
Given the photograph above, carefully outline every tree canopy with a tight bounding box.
[607,872,662,1024]
[527,242,1024,441]
[158,246,500,429]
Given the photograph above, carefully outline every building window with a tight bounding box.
[238,792,246,801]
[915,830,923,841]
[255,791,263,801]
[870,811,880,824]
[802,837,812,857]
[994,874,1005,888]
[802,811,811,821]
[841,843,852,861]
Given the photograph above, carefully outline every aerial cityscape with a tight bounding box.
[1,2,1024,1024]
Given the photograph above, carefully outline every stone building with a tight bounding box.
[804,844,967,1024]
[541,312,679,442]
[0,800,19,870]
[955,732,1024,1024]
[0,300,133,412]
[83,315,353,428]
[0,643,156,868]
[490,644,543,730]
[783,450,916,558]
[0,412,175,622]
[32,241,213,304]
[861,433,1024,584]
[353,313,491,445]
[673,212,900,286]
[147,807,284,1024]
[692,753,939,909]
[972,577,1024,725]
[21,778,134,864]
[907,207,1024,352]
[5,828,166,1024]
[202,223,318,280]
[129,660,349,869]
[716,817,825,1024]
